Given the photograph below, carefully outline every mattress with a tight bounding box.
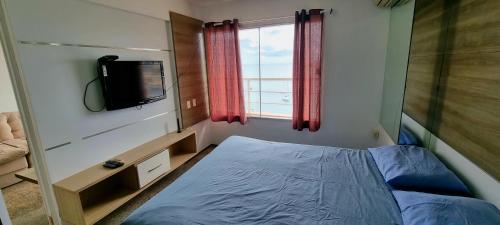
[123,136,403,225]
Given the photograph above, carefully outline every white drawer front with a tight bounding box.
[137,150,170,188]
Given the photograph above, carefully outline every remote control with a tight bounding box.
[103,159,124,169]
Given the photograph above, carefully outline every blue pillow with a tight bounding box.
[368,145,470,196]
[392,190,500,225]
[398,126,421,146]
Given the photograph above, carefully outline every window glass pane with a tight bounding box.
[261,103,292,118]
[239,24,293,119]
[260,24,293,118]
[260,24,294,78]
[247,79,260,92]
[247,102,261,117]
[239,28,260,116]
[261,92,291,104]
[260,80,292,93]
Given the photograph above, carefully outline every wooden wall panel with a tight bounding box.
[409,0,447,56]
[437,53,500,178]
[435,0,500,179]
[404,0,500,179]
[403,55,441,128]
[170,12,209,128]
[403,0,447,129]
[445,0,500,54]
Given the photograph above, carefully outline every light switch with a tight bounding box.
[192,98,197,107]
[187,100,191,109]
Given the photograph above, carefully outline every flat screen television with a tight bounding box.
[98,60,166,111]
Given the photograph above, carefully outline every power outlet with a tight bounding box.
[192,98,197,107]
[186,100,191,109]
[372,129,380,139]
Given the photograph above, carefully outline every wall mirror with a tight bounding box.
[379,0,415,142]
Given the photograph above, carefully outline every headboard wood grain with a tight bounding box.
[403,0,500,179]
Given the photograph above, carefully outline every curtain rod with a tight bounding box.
[210,8,334,26]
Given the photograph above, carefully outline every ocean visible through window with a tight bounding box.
[239,24,294,119]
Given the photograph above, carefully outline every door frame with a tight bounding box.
[0,189,12,225]
[0,1,61,224]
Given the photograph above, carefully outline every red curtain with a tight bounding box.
[204,20,247,124]
[292,9,324,132]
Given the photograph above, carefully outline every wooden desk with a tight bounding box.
[15,168,38,184]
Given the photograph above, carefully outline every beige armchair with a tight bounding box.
[0,112,29,188]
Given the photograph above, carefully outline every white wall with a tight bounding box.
[87,0,193,20]
[194,0,391,148]
[84,0,214,151]
[4,0,195,182]
[401,113,500,208]
[0,44,18,112]
[376,123,395,146]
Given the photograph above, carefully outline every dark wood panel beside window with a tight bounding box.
[170,12,209,128]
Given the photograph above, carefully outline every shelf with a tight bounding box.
[170,152,197,169]
[54,128,196,193]
[81,152,198,224]
[83,188,136,225]
[53,128,199,225]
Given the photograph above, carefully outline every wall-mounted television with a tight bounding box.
[98,60,166,111]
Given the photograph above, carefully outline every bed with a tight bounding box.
[123,136,403,225]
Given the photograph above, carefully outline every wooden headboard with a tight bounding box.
[403,0,500,179]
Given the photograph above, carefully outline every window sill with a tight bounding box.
[248,115,292,121]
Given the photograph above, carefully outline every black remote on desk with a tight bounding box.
[103,160,124,169]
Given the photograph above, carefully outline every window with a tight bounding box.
[239,24,294,119]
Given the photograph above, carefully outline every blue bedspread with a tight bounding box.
[123,136,403,225]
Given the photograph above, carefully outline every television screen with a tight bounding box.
[100,61,165,110]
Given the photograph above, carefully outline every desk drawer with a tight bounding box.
[136,150,170,188]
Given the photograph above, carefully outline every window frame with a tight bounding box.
[239,22,294,120]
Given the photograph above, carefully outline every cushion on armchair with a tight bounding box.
[3,112,25,139]
[0,114,14,142]
[0,112,29,163]
[2,139,28,153]
[0,144,27,164]
[0,112,28,187]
